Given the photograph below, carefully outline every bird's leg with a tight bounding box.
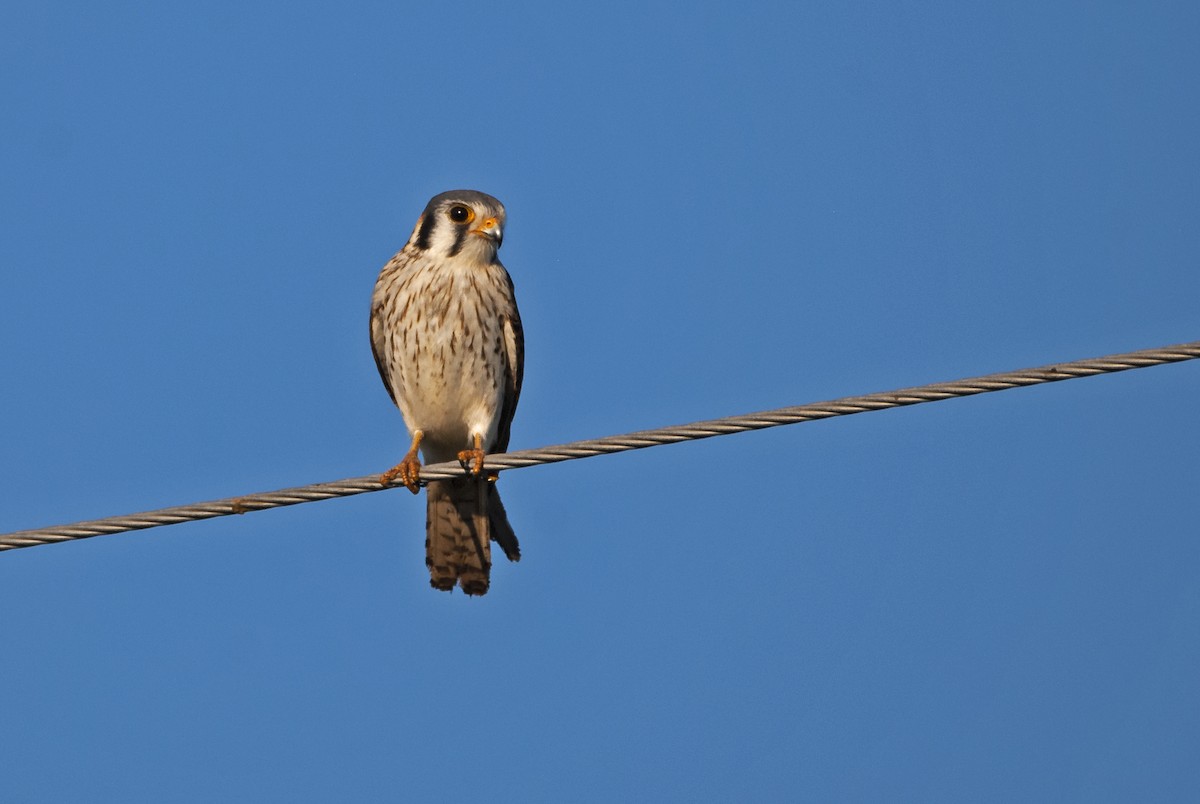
[457,432,487,477]
[381,430,424,494]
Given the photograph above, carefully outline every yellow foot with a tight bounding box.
[457,448,486,477]
[381,451,422,494]
[458,432,487,477]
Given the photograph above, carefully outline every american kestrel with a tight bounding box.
[370,190,524,595]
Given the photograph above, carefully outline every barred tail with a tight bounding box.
[425,478,520,595]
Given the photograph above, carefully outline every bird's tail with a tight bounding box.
[425,478,520,596]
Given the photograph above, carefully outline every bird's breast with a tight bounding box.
[378,261,512,459]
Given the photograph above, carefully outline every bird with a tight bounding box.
[369,190,524,596]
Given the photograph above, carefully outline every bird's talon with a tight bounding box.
[457,448,486,477]
[382,453,422,494]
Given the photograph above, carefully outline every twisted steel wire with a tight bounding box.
[2,340,1197,552]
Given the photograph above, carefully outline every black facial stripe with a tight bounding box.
[414,213,436,251]
[447,223,467,258]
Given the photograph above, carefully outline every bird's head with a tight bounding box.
[406,190,506,264]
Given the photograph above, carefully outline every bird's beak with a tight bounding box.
[473,217,503,246]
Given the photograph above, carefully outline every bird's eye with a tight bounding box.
[447,205,475,224]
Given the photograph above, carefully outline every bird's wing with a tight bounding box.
[369,300,399,407]
[493,277,524,453]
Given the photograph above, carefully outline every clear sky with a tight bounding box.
[2,2,1198,801]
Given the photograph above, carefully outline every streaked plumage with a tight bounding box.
[370,190,523,595]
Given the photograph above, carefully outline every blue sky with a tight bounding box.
[2,2,1198,801]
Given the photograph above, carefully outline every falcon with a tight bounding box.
[369,190,524,595]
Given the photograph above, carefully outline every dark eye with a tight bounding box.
[447,205,474,224]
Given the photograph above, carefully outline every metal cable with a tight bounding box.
[2,340,1197,552]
